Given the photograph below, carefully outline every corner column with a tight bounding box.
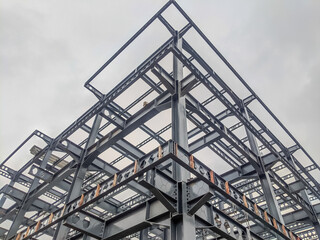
[170,31,196,240]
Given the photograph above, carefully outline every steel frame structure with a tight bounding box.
[1,1,319,239]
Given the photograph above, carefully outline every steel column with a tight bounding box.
[54,114,102,239]
[170,32,195,240]
[1,2,319,239]
[242,105,284,224]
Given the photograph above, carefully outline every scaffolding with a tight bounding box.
[1,1,320,239]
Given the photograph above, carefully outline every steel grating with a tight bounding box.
[0,1,320,240]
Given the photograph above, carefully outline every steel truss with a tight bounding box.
[1,1,319,240]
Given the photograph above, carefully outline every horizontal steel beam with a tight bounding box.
[251,203,320,236]
[185,94,260,170]
[172,144,299,240]
[222,145,300,182]
[85,91,171,165]
[10,140,301,240]
[12,141,174,239]
[1,185,59,213]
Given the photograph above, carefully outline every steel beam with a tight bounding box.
[1,2,319,239]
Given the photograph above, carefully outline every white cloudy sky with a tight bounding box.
[1,0,320,168]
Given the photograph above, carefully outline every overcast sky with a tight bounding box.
[1,0,320,169]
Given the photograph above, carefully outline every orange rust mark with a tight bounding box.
[282,225,287,236]
[225,181,230,195]
[242,195,248,208]
[113,174,118,187]
[289,231,296,240]
[264,210,269,222]
[48,213,54,224]
[60,205,66,217]
[158,146,162,159]
[79,194,84,207]
[95,184,100,198]
[15,233,21,240]
[134,160,138,174]
[35,221,41,232]
[23,227,30,238]
[272,218,278,229]
[289,231,294,240]
[253,203,259,215]
[210,170,215,184]
[189,155,195,169]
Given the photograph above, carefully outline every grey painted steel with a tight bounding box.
[242,106,284,224]
[6,145,54,239]
[288,155,320,237]
[170,33,196,240]
[55,114,103,239]
[1,1,319,240]
[2,142,303,240]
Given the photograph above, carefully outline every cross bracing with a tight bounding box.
[0,1,319,240]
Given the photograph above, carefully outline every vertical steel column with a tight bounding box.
[54,114,103,239]
[140,199,150,239]
[170,31,196,240]
[242,105,284,224]
[5,146,53,240]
